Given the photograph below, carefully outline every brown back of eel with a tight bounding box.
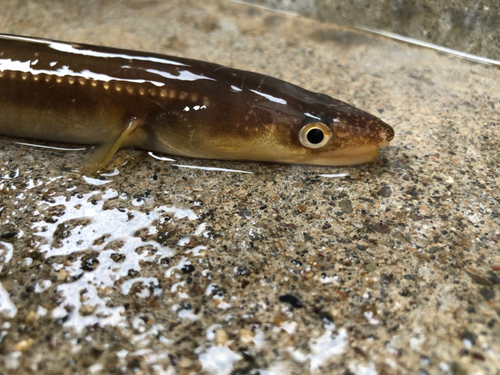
[0,34,394,173]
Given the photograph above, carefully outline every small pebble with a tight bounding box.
[279,294,303,308]
[80,304,97,316]
[25,311,37,324]
[215,329,229,345]
[57,269,68,281]
[14,338,34,351]
[240,328,255,344]
[178,356,193,368]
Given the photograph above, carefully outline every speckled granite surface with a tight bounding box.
[0,0,499,374]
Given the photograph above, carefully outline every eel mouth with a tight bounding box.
[306,145,381,166]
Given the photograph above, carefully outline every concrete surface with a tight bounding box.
[0,0,499,374]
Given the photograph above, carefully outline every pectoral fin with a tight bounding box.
[83,117,143,175]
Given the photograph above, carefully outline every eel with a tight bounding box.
[0,34,394,172]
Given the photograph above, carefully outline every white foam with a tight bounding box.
[199,345,242,375]
[287,324,348,372]
[0,242,16,319]
[0,282,17,319]
[30,189,203,332]
[0,241,13,263]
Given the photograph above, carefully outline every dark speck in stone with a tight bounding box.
[303,233,313,241]
[26,285,35,292]
[373,223,391,234]
[240,210,251,218]
[181,264,195,273]
[20,292,30,300]
[160,257,170,266]
[339,199,353,214]
[235,266,249,276]
[460,331,477,345]
[81,257,99,271]
[110,253,125,262]
[471,352,485,361]
[320,311,334,323]
[479,287,495,301]
[378,186,392,198]
[51,293,64,305]
[459,349,469,356]
[156,231,172,245]
[279,294,303,308]
[128,269,139,277]
[487,271,500,284]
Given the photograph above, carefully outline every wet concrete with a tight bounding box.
[0,0,499,374]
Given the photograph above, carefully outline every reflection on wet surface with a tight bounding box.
[33,188,193,331]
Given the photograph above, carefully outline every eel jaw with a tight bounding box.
[306,145,381,166]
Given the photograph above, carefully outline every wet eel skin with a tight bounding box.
[0,34,394,172]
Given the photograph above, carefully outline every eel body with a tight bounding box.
[0,34,394,171]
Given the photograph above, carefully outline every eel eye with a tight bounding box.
[299,122,332,149]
